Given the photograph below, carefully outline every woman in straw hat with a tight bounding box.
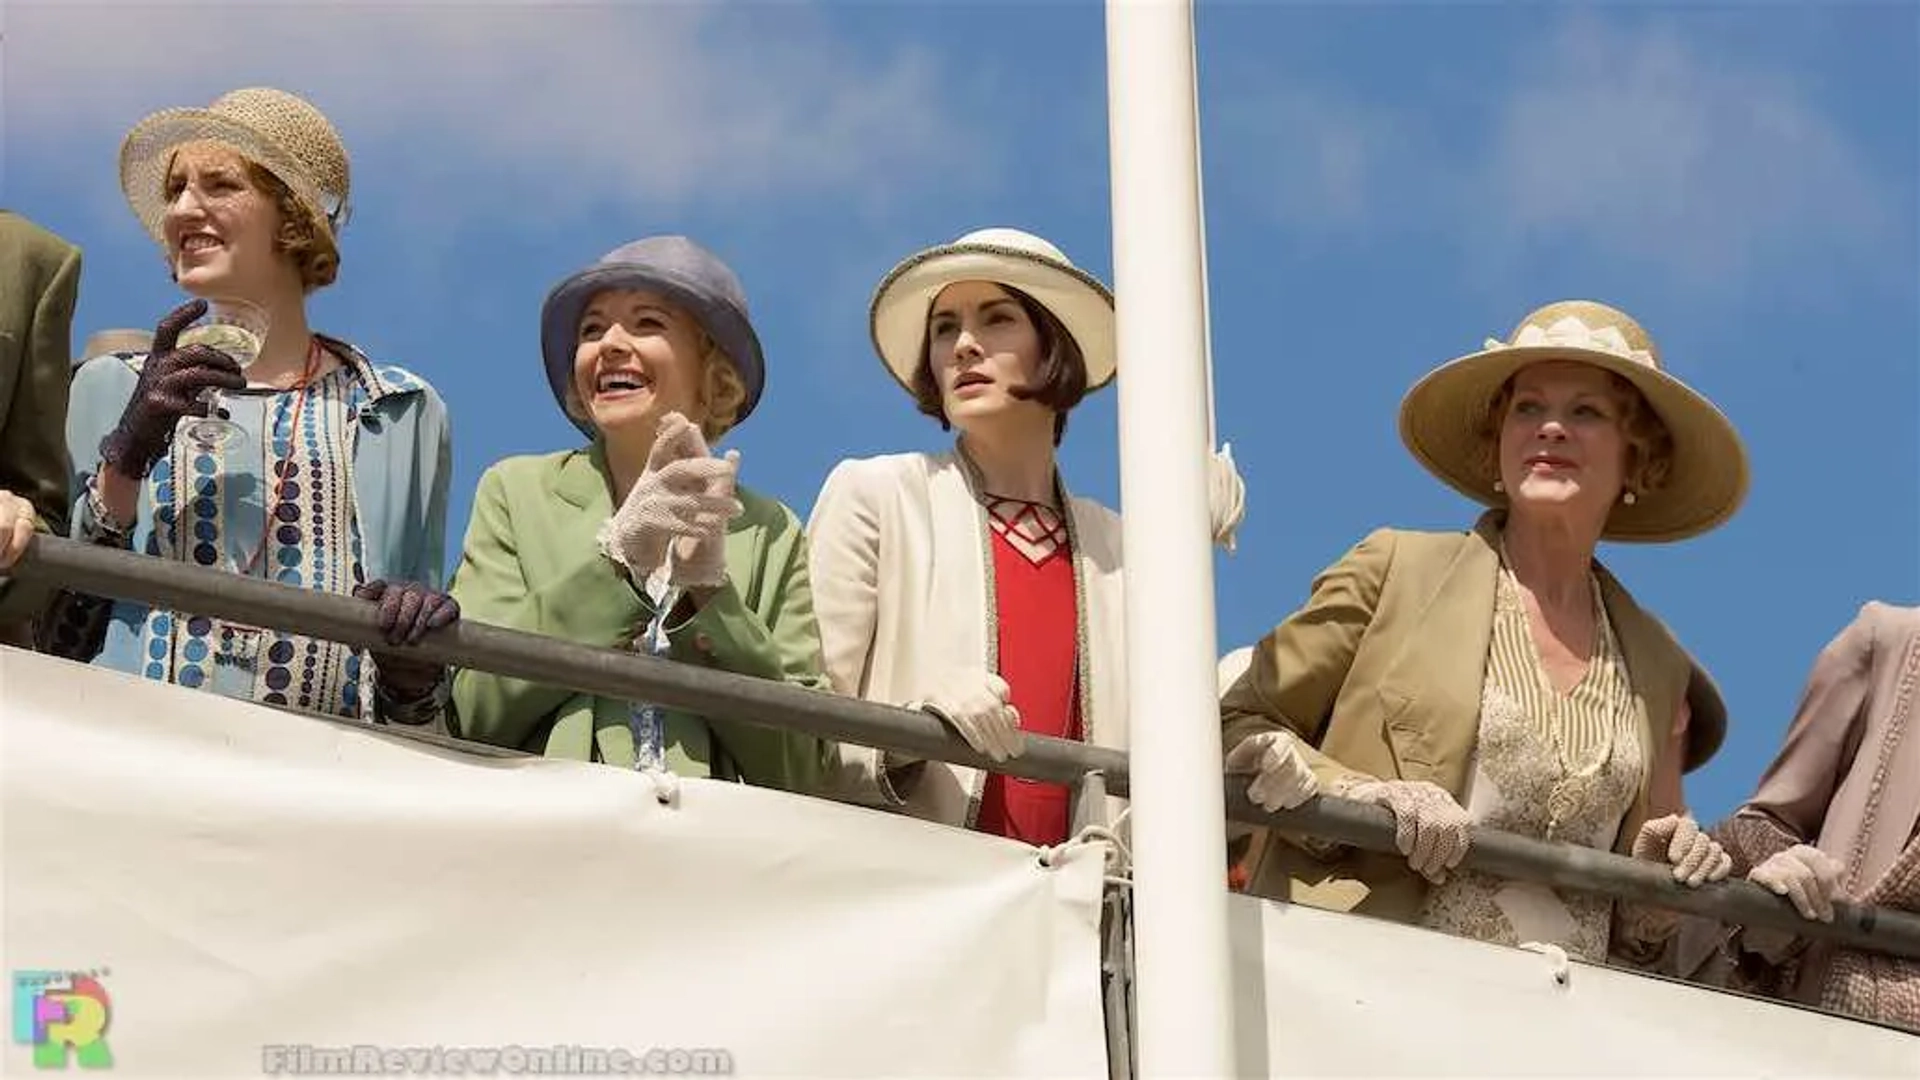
[806,227,1132,845]
[45,87,457,726]
[444,236,830,793]
[1220,299,1744,965]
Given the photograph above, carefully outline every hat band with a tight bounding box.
[1496,316,1653,367]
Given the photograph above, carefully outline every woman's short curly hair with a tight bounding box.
[563,332,747,445]
[162,146,340,293]
[247,161,340,293]
[1476,368,1676,499]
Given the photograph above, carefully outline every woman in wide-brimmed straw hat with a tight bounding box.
[445,236,830,794]
[45,86,457,727]
[1220,298,1746,967]
[805,226,1137,844]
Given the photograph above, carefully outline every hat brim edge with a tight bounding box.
[539,262,768,441]
[119,108,344,249]
[1397,343,1751,544]
[868,242,1117,401]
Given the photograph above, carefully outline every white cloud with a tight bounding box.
[1219,13,1904,292]
[1215,87,1404,234]
[1469,15,1899,287]
[2,0,989,222]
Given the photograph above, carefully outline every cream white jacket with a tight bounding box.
[806,447,1129,830]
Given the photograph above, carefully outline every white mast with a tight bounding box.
[1104,2,1238,1076]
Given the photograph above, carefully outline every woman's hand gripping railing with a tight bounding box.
[13,532,1920,963]
[4,533,1129,789]
[1225,786,1920,961]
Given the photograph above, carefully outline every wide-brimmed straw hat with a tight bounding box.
[869,227,1115,396]
[539,235,766,439]
[119,87,351,253]
[1399,300,1748,543]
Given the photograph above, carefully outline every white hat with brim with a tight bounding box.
[1398,299,1749,544]
[869,227,1115,397]
[118,87,351,255]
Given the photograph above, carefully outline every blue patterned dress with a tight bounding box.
[45,336,452,723]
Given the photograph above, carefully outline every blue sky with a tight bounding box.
[6,1,1916,821]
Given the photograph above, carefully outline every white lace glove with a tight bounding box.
[598,413,742,587]
[1749,844,1845,922]
[1207,442,1246,553]
[910,670,1025,762]
[1225,730,1319,811]
[1631,814,1733,887]
[1337,777,1472,883]
[664,428,740,589]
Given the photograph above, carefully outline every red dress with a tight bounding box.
[973,500,1080,847]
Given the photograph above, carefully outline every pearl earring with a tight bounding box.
[1622,490,1638,505]
[1492,480,1505,493]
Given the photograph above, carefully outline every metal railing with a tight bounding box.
[9,531,1920,965]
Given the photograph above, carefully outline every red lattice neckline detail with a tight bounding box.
[987,496,1067,566]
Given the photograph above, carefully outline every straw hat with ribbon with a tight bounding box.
[869,227,1115,396]
[1398,300,1748,543]
[118,87,351,258]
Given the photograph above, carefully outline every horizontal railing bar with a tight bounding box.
[8,535,1126,789]
[1231,791,1920,959]
[11,533,1920,960]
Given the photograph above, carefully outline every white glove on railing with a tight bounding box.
[1631,814,1733,888]
[1208,442,1246,553]
[1336,777,1472,883]
[1225,730,1318,811]
[911,670,1025,762]
[1749,844,1845,922]
[599,413,742,586]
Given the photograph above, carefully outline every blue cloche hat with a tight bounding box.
[539,236,766,438]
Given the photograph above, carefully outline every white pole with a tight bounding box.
[1104,2,1237,1076]
[1189,23,1218,449]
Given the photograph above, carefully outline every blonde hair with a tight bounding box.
[161,144,339,293]
[564,331,746,444]
[1477,370,1676,499]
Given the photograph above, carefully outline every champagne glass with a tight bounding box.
[177,299,270,451]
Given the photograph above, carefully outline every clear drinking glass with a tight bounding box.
[177,299,270,451]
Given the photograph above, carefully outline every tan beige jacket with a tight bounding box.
[1704,601,1920,1026]
[1221,512,1702,922]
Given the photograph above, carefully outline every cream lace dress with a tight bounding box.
[1413,555,1649,963]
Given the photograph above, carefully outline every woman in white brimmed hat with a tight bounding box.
[45,87,457,728]
[806,227,1131,843]
[444,236,831,793]
[1219,299,1746,966]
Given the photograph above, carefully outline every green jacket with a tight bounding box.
[0,211,79,538]
[447,444,833,794]
[0,212,80,647]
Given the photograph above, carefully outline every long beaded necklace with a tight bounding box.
[212,338,324,669]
